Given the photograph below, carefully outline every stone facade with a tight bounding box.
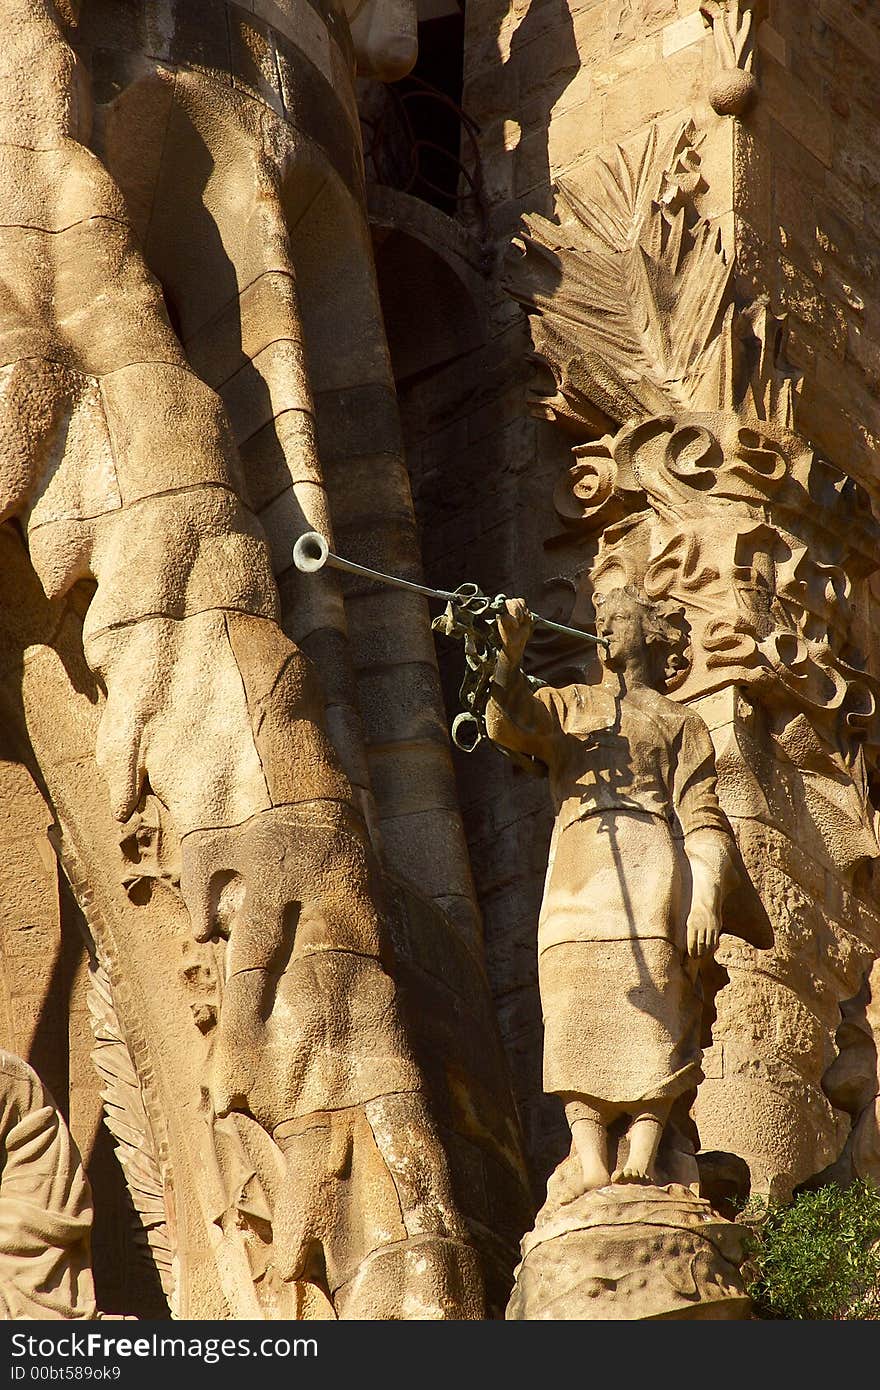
[401,0,880,1238]
[0,0,878,1321]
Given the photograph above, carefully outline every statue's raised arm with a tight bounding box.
[485,585,767,1195]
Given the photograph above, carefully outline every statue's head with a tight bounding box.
[594,587,691,691]
[339,0,418,82]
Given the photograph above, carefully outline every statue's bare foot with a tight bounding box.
[580,1155,612,1191]
[544,1148,609,1219]
[613,1110,667,1186]
[543,1153,584,1218]
[569,1115,611,1193]
[611,1162,653,1185]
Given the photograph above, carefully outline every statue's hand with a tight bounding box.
[178,819,293,1114]
[686,904,720,959]
[178,809,384,1125]
[496,597,533,664]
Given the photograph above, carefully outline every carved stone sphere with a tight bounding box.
[709,68,758,116]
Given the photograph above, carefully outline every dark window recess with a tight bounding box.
[363,6,484,225]
[401,11,465,213]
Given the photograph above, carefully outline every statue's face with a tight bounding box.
[596,601,647,673]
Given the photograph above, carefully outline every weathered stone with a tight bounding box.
[5,0,880,1329]
[0,1050,97,1320]
[0,0,528,1322]
[507,1185,749,1320]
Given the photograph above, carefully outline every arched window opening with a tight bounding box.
[360,1,485,232]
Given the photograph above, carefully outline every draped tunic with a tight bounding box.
[486,671,734,1108]
[0,1051,96,1320]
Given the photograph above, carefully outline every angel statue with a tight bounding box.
[486,586,766,1194]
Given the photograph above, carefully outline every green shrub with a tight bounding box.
[744,1179,880,1320]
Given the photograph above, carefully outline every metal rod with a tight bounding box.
[293,532,607,648]
[533,614,607,644]
[294,531,465,604]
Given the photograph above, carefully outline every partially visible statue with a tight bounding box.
[0,0,484,1318]
[0,1050,96,1320]
[487,587,759,1192]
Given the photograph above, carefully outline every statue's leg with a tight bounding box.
[614,1099,673,1184]
[274,1097,483,1320]
[562,1095,613,1191]
[333,1237,484,1321]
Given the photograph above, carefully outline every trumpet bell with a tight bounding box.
[293,531,330,573]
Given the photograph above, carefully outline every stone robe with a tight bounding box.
[486,672,734,1108]
[0,1051,96,1320]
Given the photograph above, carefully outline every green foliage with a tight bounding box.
[743,1180,880,1320]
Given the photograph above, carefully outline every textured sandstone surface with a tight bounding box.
[2,0,880,1324]
[507,1185,749,1321]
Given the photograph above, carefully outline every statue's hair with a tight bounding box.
[594,586,692,690]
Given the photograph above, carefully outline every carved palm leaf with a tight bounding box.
[504,123,735,431]
[87,960,176,1309]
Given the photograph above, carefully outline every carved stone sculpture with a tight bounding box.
[700,1,759,116]
[4,0,874,1326]
[507,1185,749,1321]
[489,590,746,1188]
[487,588,762,1317]
[0,0,490,1318]
[0,1049,96,1321]
[505,120,880,1202]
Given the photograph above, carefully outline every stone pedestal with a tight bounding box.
[506,1184,750,1321]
